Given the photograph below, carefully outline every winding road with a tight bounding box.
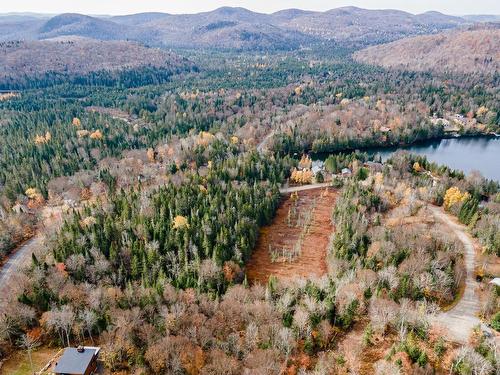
[0,183,493,343]
[427,205,492,343]
[0,236,45,311]
[0,206,61,313]
[278,185,491,344]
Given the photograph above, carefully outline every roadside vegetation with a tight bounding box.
[0,46,498,374]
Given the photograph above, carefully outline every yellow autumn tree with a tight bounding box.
[476,106,489,117]
[413,162,423,173]
[72,117,81,127]
[290,168,313,184]
[25,188,38,199]
[34,134,50,145]
[173,215,189,229]
[443,187,470,210]
[25,187,44,206]
[90,130,103,140]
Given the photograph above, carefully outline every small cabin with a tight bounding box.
[53,346,100,375]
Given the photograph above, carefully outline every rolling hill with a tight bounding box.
[0,37,195,79]
[353,25,500,74]
[0,6,478,50]
[274,7,467,44]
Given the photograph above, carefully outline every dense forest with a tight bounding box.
[0,45,499,374]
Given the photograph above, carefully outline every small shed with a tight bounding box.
[53,346,100,375]
[341,168,352,177]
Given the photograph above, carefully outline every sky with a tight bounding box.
[1,0,499,16]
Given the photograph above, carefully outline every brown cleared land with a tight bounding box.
[246,187,336,284]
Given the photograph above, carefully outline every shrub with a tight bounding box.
[491,312,500,332]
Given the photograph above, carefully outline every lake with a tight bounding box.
[319,136,500,181]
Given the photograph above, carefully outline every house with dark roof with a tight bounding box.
[53,346,100,375]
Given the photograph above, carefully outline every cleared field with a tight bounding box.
[246,187,336,284]
[0,346,60,375]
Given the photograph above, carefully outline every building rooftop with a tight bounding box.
[54,346,100,375]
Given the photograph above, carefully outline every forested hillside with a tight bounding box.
[354,26,500,74]
[0,12,498,374]
[0,38,195,87]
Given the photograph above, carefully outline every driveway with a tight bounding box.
[428,205,495,343]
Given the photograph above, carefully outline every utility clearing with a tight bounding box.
[246,187,335,284]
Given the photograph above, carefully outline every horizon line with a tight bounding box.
[0,6,498,18]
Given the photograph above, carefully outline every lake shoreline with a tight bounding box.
[313,133,500,182]
[311,132,499,159]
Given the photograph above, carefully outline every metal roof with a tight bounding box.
[53,347,98,375]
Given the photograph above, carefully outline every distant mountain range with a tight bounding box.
[353,24,500,74]
[0,6,496,50]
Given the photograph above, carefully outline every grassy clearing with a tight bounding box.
[1,346,59,375]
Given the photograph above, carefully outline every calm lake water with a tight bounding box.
[368,136,500,181]
[315,136,500,181]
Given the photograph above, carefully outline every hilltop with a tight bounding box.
[353,25,500,74]
[0,6,474,50]
[0,37,194,79]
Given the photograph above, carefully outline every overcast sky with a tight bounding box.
[1,0,499,16]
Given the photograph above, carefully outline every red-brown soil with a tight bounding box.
[246,187,336,284]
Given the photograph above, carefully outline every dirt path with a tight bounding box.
[428,205,494,343]
[280,182,331,194]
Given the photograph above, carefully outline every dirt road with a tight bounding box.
[0,206,62,312]
[428,205,494,343]
[0,235,45,311]
[279,183,331,194]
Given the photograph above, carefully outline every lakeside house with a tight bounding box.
[53,346,100,375]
